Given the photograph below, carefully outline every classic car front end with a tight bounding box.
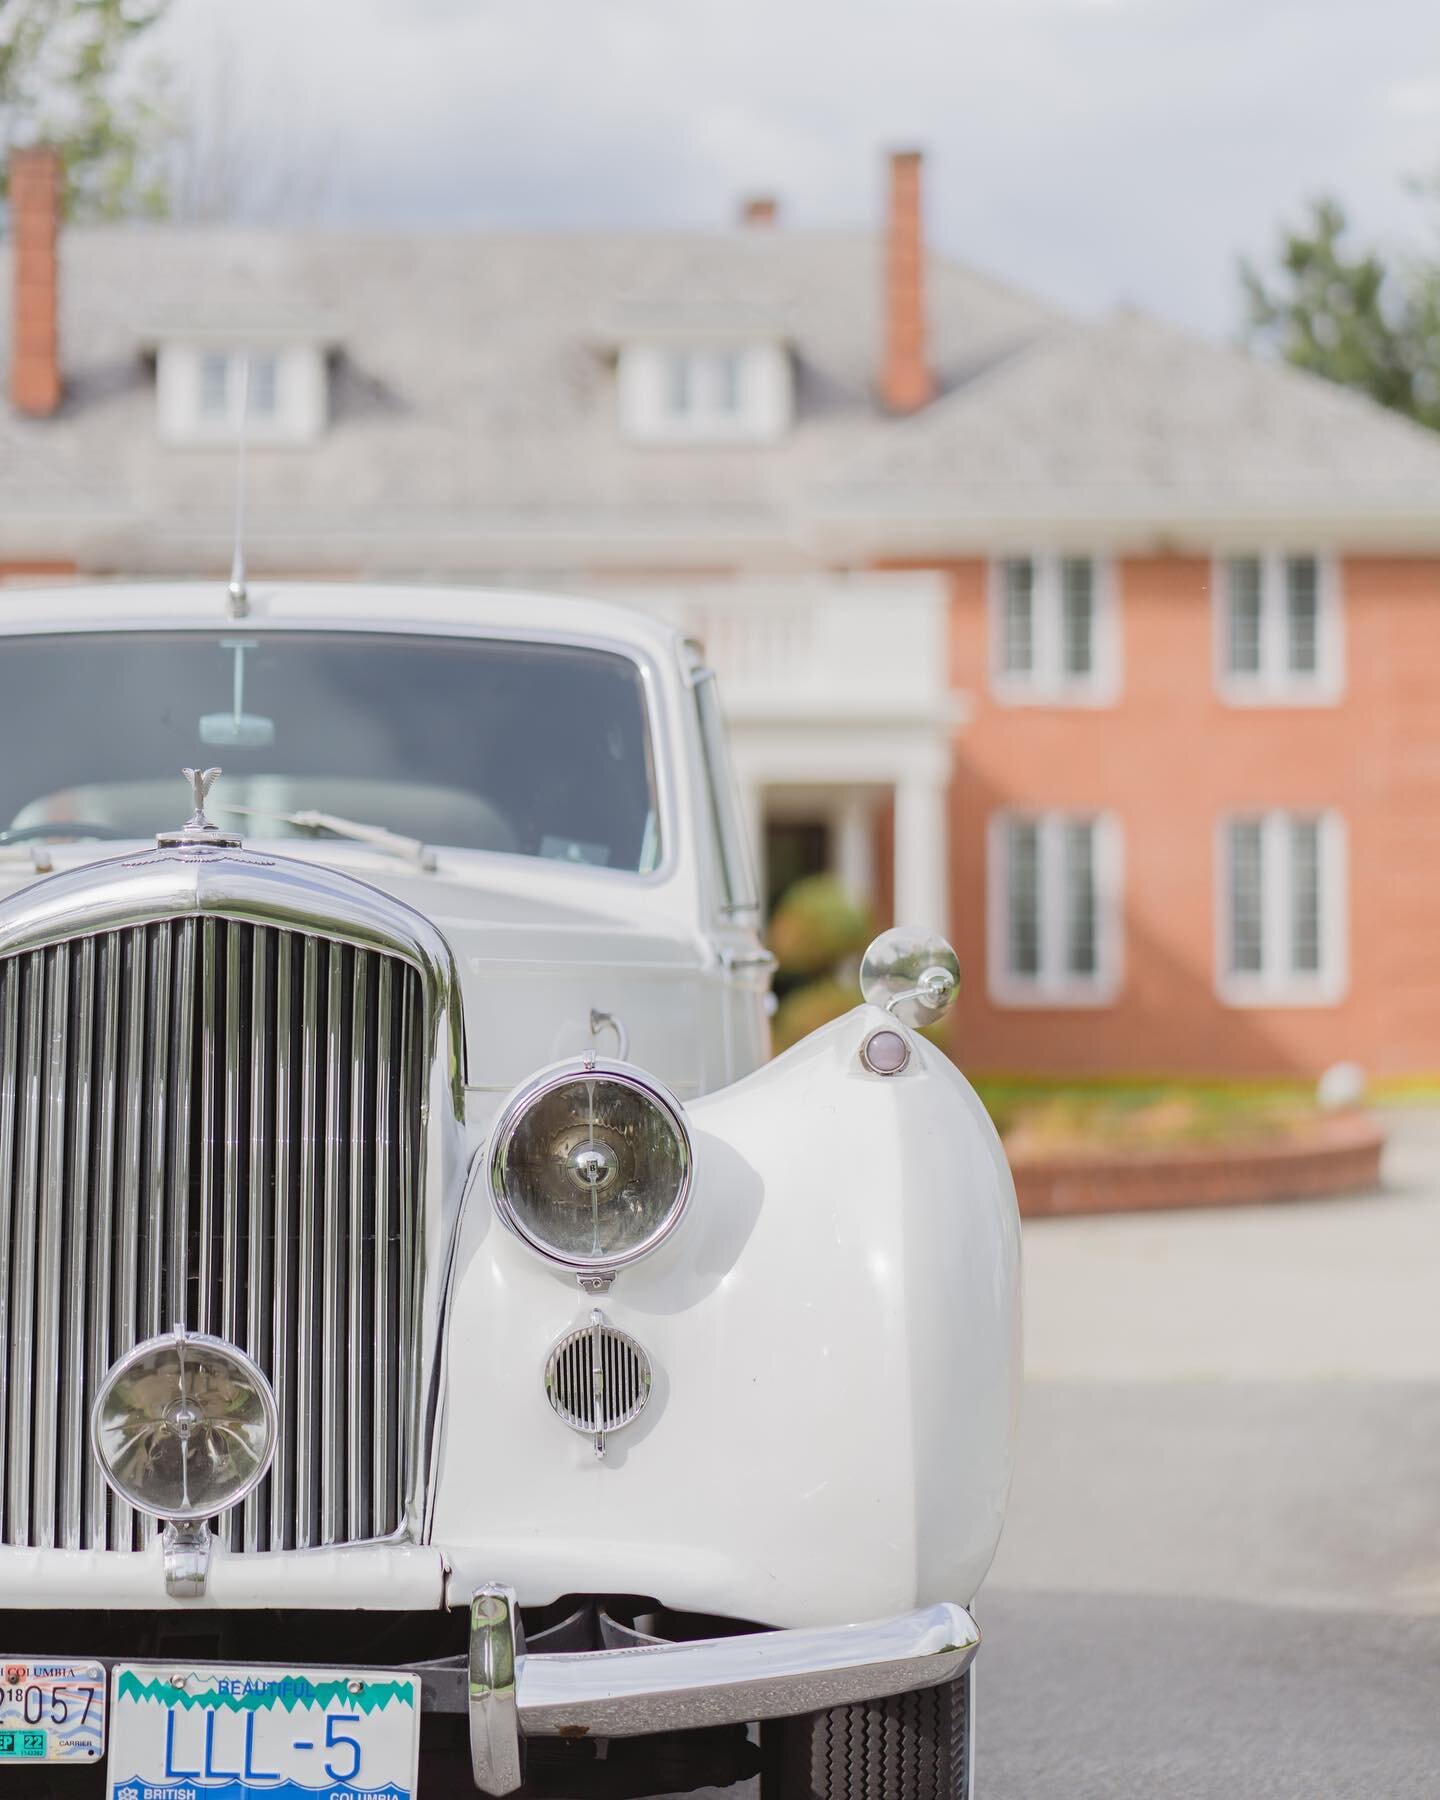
[0,585,1020,1800]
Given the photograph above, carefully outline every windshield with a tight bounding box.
[0,631,662,873]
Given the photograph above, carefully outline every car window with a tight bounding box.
[0,631,662,873]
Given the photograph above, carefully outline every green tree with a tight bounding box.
[1241,195,1440,431]
[0,0,174,219]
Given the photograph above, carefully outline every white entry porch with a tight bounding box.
[606,573,960,931]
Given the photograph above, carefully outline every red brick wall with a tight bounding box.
[945,553,1440,1078]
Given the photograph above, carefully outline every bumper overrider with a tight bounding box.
[466,1585,980,1796]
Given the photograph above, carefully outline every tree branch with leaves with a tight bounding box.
[0,0,175,218]
[1241,193,1440,431]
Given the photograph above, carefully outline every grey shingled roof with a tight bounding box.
[4,226,1440,571]
[818,310,1440,546]
[0,224,1055,571]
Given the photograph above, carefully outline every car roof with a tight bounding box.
[0,580,690,665]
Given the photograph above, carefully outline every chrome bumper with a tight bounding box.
[468,1584,981,1796]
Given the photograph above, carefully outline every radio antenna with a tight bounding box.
[226,352,250,620]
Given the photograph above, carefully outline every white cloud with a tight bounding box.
[158,0,1440,336]
[1385,76,1440,117]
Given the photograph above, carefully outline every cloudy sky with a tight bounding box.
[161,0,1440,339]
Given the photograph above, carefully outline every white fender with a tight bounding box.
[434,1004,1022,1628]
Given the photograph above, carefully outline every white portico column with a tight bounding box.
[833,792,876,910]
[892,764,951,934]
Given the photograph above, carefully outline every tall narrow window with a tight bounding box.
[1228,818,1264,976]
[1220,811,1344,1002]
[1226,557,1263,677]
[1000,559,1035,678]
[713,350,743,414]
[1064,819,1098,977]
[1289,815,1322,975]
[990,811,1120,1003]
[198,351,230,420]
[1217,553,1339,700]
[1006,818,1042,978]
[1060,558,1095,678]
[248,353,280,420]
[1285,555,1320,676]
[666,352,693,418]
[991,554,1114,700]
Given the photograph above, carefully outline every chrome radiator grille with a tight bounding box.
[0,920,425,1554]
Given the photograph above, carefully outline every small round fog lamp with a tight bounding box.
[91,1328,277,1523]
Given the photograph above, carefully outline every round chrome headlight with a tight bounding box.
[90,1328,277,1524]
[489,1061,693,1273]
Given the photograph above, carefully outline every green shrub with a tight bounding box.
[771,976,862,1053]
[766,874,872,979]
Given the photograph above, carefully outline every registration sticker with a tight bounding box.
[0,1658,106,1763]
[106,1665,421,1800]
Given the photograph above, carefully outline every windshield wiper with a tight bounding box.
[221,806,437,872]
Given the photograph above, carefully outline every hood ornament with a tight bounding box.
[183,765,221,831]
[155,766,244,852]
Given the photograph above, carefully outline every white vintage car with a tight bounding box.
[0,584,1020,1800]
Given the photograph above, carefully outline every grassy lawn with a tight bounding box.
[972,1078,1332,1155]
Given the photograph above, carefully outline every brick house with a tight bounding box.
[6,146,1440,1078]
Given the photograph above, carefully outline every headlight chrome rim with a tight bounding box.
[488,1057,694,1275]
[89,1326,278,1524]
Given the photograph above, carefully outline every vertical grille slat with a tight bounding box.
[142,924,173,1345]
[196,918,218,1337]
[0,920,424,1554]
[32,945,69,1546]
[58,940,94,1550]
[371,959,394,1540]
[295,936,320,1552]
[320,945,346,1546]
[242,927,271,1556]
[270,932,295,1552]
[347,952,370,1543]
[221,921,244,1350]
[8,954,46,1545]
[168,921,196,1329]
[396,982,417,1509]
[85,937,121,1548]
[0,961,18,1531]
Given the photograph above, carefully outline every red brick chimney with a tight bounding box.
[881,148,933,413]
[740,195,778,228]
[9,146,62,418]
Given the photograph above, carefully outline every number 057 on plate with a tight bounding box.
[107,1665,421,1800]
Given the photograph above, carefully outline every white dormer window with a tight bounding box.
[618,340,792,443]
[156,342,327,446]
[665,349,744,421]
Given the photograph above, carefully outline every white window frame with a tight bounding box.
[988,554,1120,705]
[1215,810,1348,1007]
[616,340,793,444]
[986,810,1124,1007]
[1212,551,1343,705]
[156,341,328,446]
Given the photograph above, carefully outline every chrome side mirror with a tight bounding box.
[860,926,961,1029]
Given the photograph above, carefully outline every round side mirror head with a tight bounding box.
[859,926,961,1029]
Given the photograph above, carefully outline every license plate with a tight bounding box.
[107,1664,421,1800]
[0,1658,106,1763]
